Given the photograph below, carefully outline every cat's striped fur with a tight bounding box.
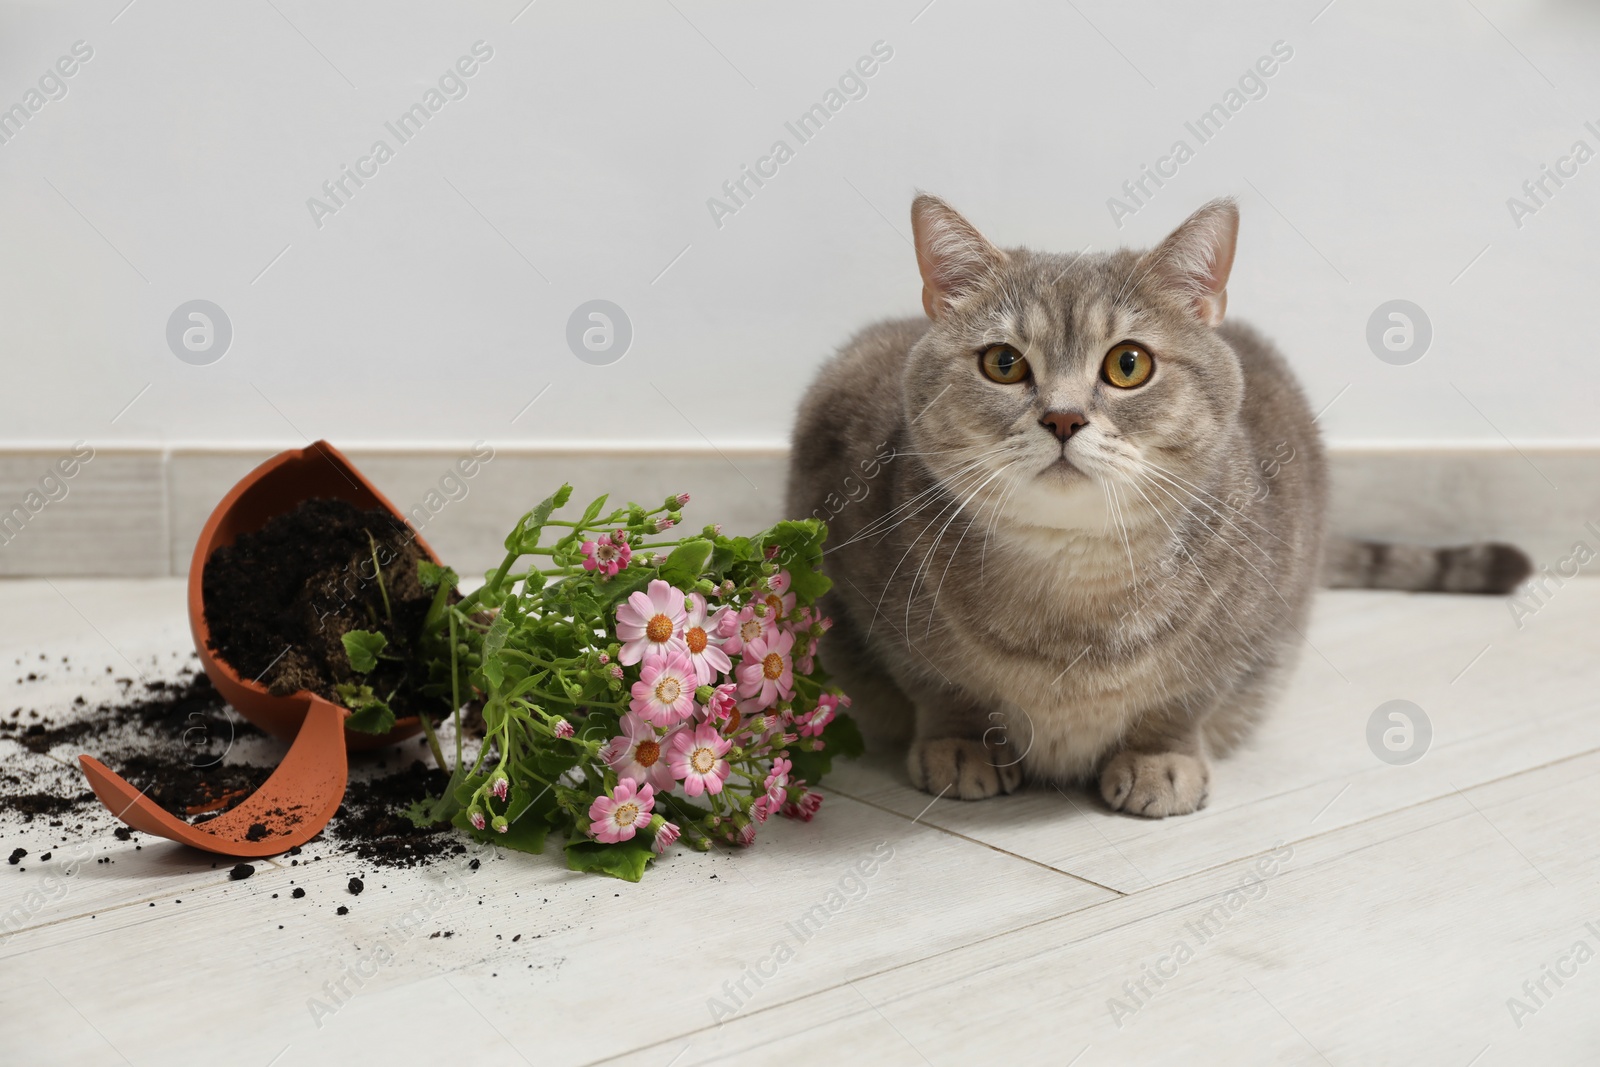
[786,195,1530,817]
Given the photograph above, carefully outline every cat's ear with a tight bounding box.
[911,193,1007,321]
[1141,198,1238,327]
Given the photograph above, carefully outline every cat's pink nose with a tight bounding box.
[1040,410,1088,441]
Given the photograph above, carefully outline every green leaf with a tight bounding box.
[659,538,713,588]
[417,560,458,591]
[497,813,549,855]
[506,484,574,552]
[565,837,654,882]
[402,794,445,827]
[341,629,388,673]
[403,761,472,826]
[483,611,512,660]
[580,493,610,525]
[759,519,831,600]
[496,782,556,855]
[823,710,865,761]
[345,698,396,735]
[786,710,864,784]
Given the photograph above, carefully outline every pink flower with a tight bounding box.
[799,692,846,737]
[782,791,823,822]
[615,579,688,666]
[721,604,777,657]
[751,795,775,823]
[655,516,676,533]
[588,779,656,844]
[761,571,796,623]
[602,712,676,792]
[736,628,795,712]
[705,682,739,727]
[681,593,732,686]
[469,811,487,831]
[668,722,732,797]
[764,757,792,804]
[553,719,574,739]
[674,492,691,507]
[580,533,632,577]
[490,776,509,801]
[630,650,697,727]
[735,821,758,846]
[653,820,681,854]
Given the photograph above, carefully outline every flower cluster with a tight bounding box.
[362,484,860,882]
[588,569,841,851]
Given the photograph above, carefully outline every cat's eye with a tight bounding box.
[979,344,1030,384]
[1102,342,1154,389]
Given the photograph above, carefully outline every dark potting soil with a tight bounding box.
[0,667,466,869]
[201,497,439,719]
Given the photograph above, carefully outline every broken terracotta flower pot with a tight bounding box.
[78,440,440,858]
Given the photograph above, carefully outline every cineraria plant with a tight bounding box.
[337,484,861,881]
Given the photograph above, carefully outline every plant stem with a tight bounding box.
[449,610,462,774]
[365,530,393,626]
[418,706,448,773]
[456,548,519,616]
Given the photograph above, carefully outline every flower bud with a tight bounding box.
[469,811,486,831]
[492,816,509,834]
[490,777,509,801]
[553,719,574,739]
[597,651,610,665]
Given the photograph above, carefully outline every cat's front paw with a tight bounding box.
[908,737,1022,800]
[1099,750,1209,817]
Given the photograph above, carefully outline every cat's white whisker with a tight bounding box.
[925,462,1018,637]
[1137,473,1299,618]
[906,463,1012,636]
[1140,464,1279,561]
[827,448,1009,553]
[1140,458,1291,548]
[864,463,1001,642]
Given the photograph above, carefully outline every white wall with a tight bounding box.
[2,0,1598,450]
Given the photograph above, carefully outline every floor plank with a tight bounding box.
[1,579,1595,1065]
[825,583,1600,891]
[612,749,1600,1066]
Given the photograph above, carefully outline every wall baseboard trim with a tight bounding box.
[2,444,1595,579]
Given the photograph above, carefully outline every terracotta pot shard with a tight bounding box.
[78,440,440,858]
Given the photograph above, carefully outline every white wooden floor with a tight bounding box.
[2,578,1597,1065]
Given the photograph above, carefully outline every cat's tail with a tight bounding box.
[1321,537,1531,594]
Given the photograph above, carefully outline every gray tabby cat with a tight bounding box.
[787,194,1529,816]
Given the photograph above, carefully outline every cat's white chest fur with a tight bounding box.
[938,481,1185,778]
